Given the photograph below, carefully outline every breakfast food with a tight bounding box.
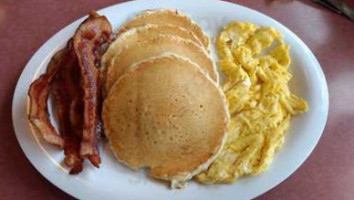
[100,24,203,95]
[103,54,229,188]
[101,24,203,70]
[51,39,84,173]
[195,22,308,184]
[105,35,217,92]
[27,7,309,189]
[28,49,66,148]
[73,12,113,165]
[118,9,210,50]
[100,9,229,188]
[28,12,113,173]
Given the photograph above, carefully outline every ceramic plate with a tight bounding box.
[12,0,329,199]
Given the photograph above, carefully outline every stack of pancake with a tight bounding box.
[101,9,229,188]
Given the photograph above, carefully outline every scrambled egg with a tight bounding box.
[196,22,308,184]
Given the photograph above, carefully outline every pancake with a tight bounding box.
[103,54,229,188]
[119,9,210,51]
[105,35,217,93]
[101,24,204,95]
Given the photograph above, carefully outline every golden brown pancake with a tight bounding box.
[105,34,217,93]
[100,24,204,96]
[119,9,210,51]
[103,54,229,188]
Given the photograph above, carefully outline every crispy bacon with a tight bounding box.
[28,11,113,173]
[51,40,84,174]
[73,11,113,167]
[28,50,65,148]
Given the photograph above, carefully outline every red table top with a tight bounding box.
[1,0,353,199]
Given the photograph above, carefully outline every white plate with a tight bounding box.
[12,0,329,199]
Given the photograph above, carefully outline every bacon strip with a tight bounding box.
[28,11,113,173]
[51,40,84,174]
[73,11,113,167]
[28,50,65,148]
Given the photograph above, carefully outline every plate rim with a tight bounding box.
[12,0,329,199]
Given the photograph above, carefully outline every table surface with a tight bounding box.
[1,0,353,199]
